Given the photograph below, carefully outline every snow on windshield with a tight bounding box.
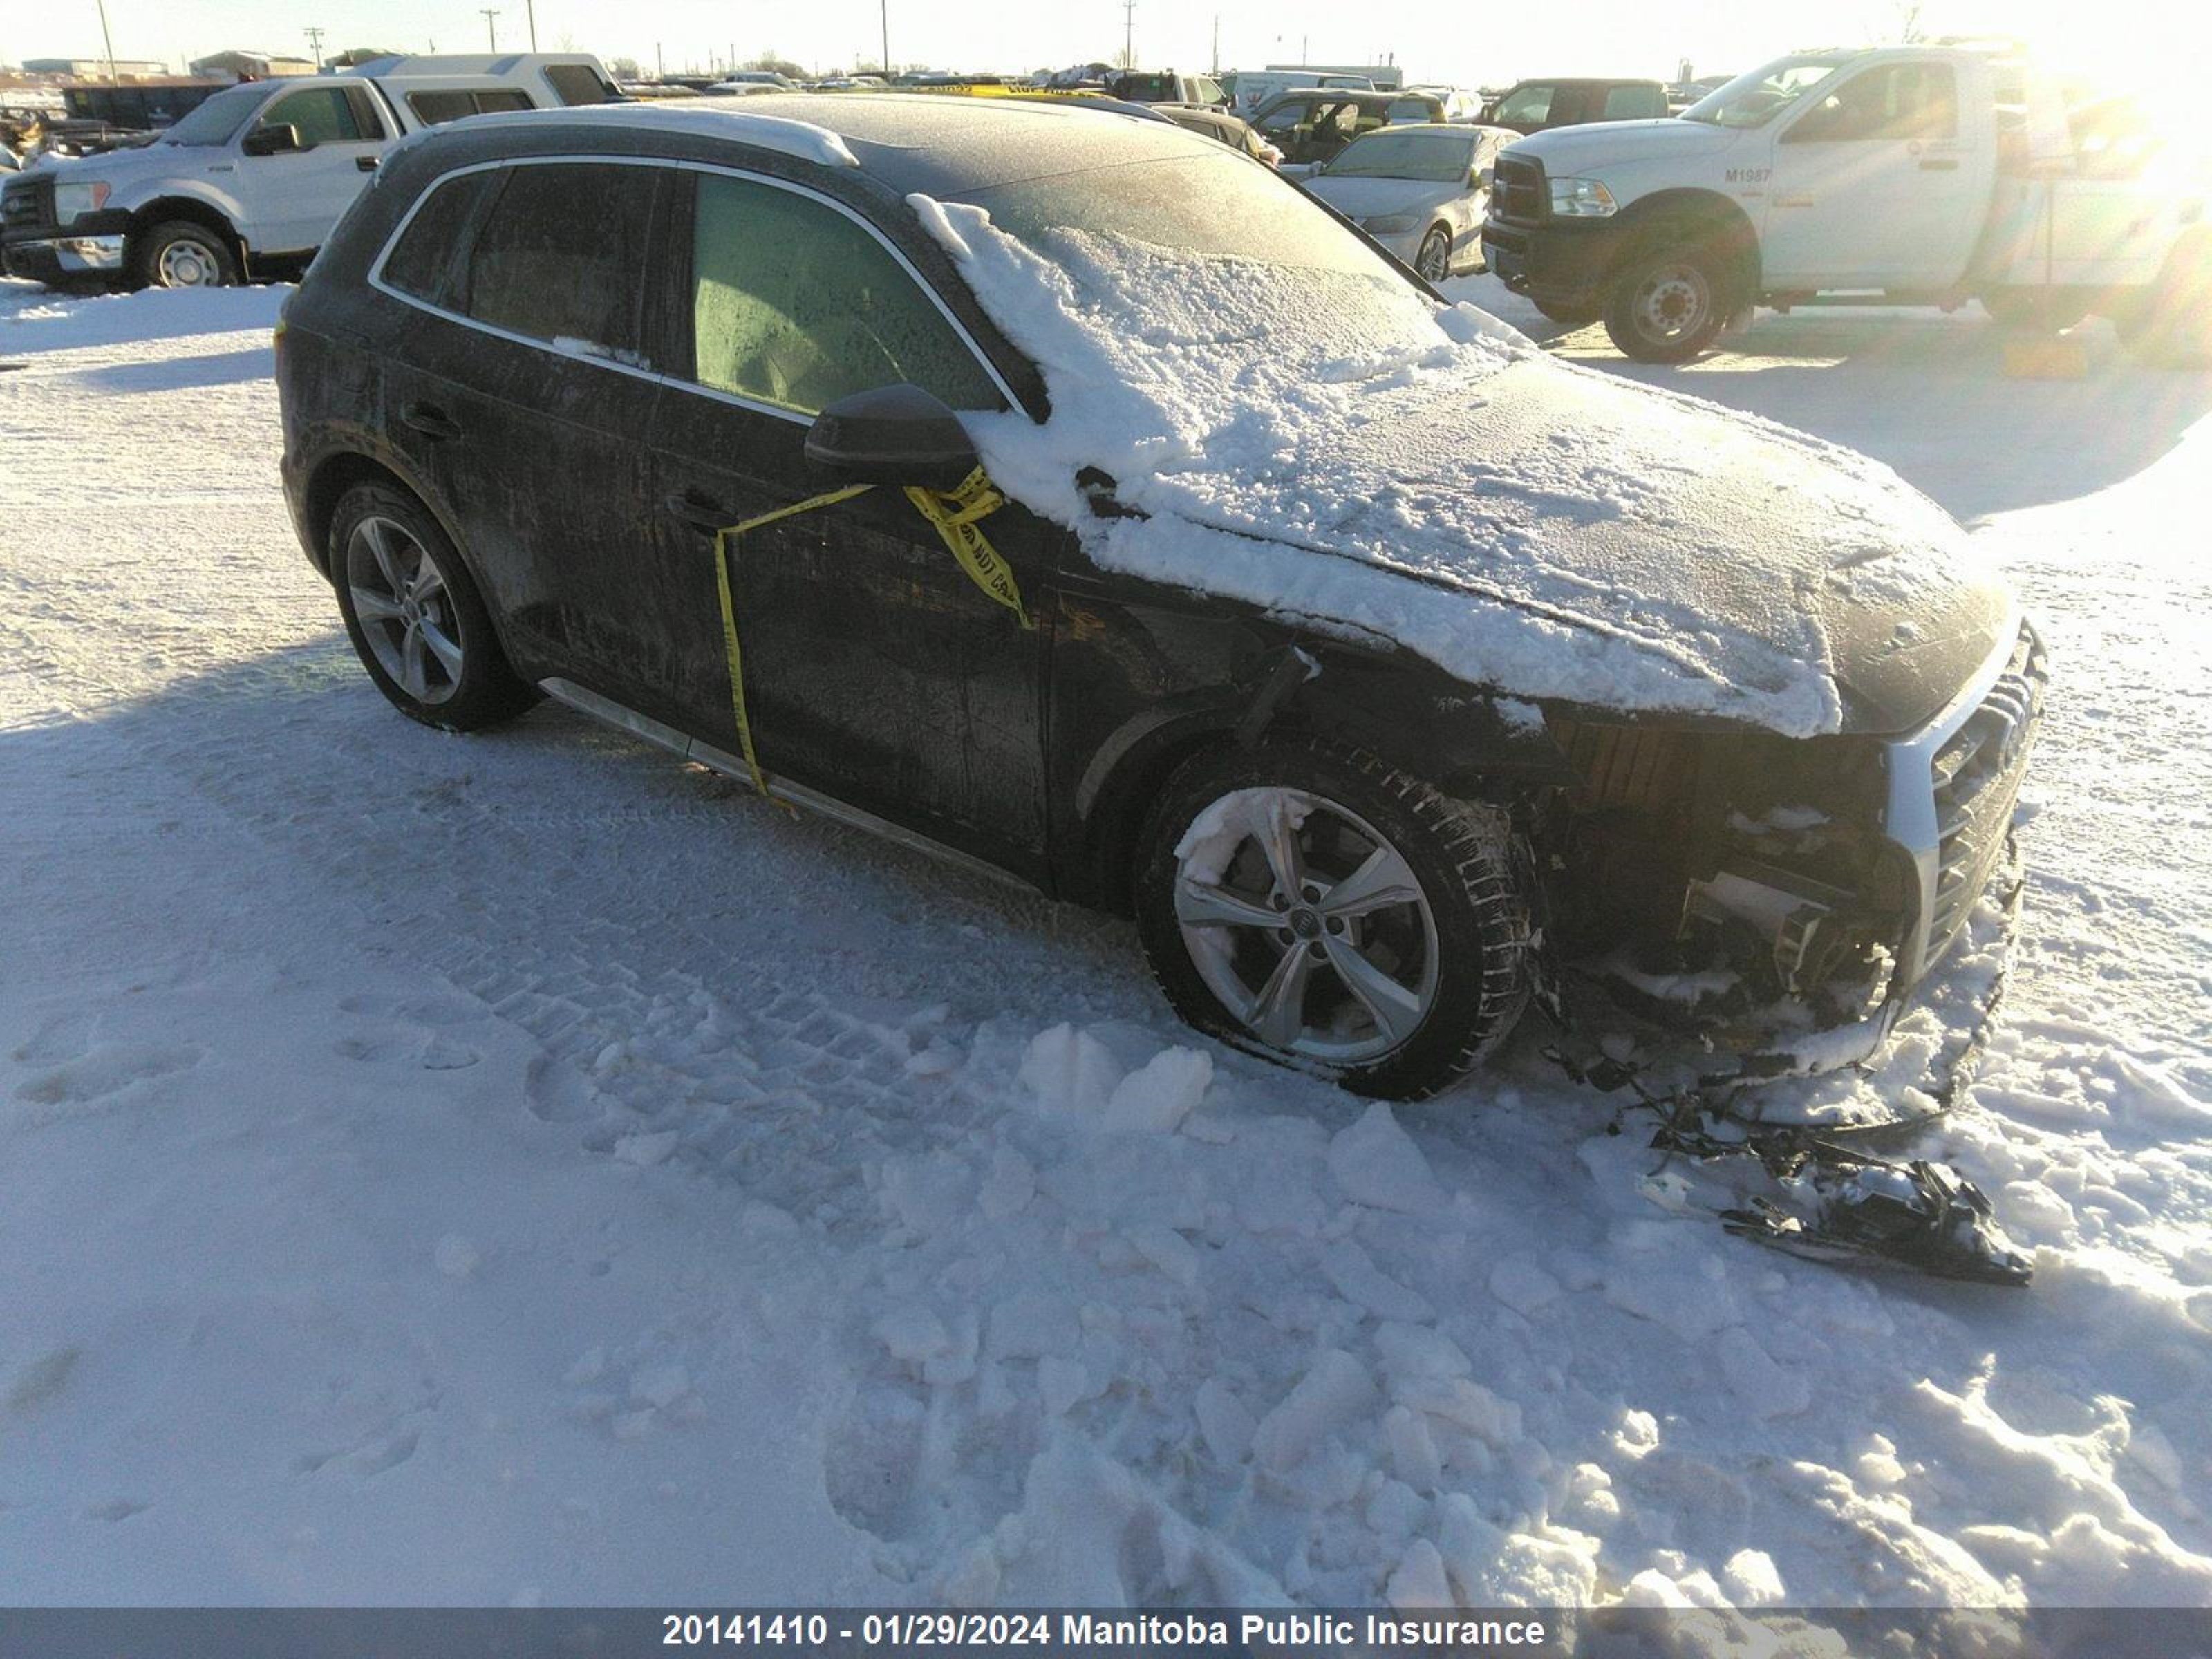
[914,195,1984,737]
[1682,57,1849,128]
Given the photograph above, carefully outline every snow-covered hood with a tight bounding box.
[1302,176,1459,222]
[913,198,2009,739]
[1504,117,1744,176]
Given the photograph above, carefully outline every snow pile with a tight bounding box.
[914,200,1994,738]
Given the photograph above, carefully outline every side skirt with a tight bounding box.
[538,677,1031,892]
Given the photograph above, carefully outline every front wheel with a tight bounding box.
[1134,738,1533,1100]
[1603,241,1725,363]
[133,220,240,289]
[1414,224,1453,283]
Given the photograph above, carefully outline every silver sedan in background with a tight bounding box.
[1301,123,1518,281]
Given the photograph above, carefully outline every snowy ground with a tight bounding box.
[3,276,2209,1615]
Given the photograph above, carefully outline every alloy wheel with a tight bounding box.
[346,516,464,706]
[1172,787,1441,1063]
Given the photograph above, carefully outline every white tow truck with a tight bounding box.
[1,54,619,289]
[1481,43,2210,364]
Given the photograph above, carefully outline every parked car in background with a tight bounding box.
[1481,77,1670,134]
[1150,102,1277,162]
[278,95,2041,1099]
[1250,89,1446,167]
[1405,85,1490,123]
[1,53,620,288]
[1228,68,1374,118]
[1107,70,1230,109]
[704,81,788,97]
[1304,122,1517,279]
[1483,44,2212,364]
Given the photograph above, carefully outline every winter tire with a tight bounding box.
[1414,225,1453,283]
[330,482,541,731]
[133,220,241,289]
[2115,239,2212,368]
[1134,737,1533,1100]
[1604,240,1725,363]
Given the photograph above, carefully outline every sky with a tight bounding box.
[16,0,2197,91]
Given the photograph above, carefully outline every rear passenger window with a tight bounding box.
[1603,84,1665,118]
[407,88,535,124]
[463,163,658,364]
[685,174,1001,414]
[379,169,498,307]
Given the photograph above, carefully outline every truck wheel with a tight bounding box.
[1132,737,1533,1100]
[1981,288,2090,332]
[1604,241,1725,363]
[1531,298,1601,327]
[134,221,240,289]
[1414,225,1453,283]
[330,482,541,732]
[2115,241,2212,368]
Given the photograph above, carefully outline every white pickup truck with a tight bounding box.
[1,53,619,289]
[1481,44,2209,364]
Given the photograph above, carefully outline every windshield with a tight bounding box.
[158,84,269,147]
[957,151,1403,283]
[1681,55,1849,128]
[1322,127,1475,180]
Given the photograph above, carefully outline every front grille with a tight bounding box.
[1490,155,1546,224]
[1,176,53,234]
[1920,625,2046,971]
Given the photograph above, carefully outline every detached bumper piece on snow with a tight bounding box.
[1718,1156,2033,1286]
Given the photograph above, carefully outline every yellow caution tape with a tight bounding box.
[710,466,1030,803]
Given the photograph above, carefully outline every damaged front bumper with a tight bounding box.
[1566,617,2047,1087]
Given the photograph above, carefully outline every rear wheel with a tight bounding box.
[133,220,239,289]
[330,482,540,731]
[1604,240,1725,363]
[1414,224,1453,283]
[2115,241,2212,368]
[1133,738,1533,1100]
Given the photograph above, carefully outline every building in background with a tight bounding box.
[189,50,317,79]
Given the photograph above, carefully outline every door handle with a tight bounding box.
[355,153,380,172]
[1919,158,1959,171]
[662,492,731,533]
[400,401,461,441]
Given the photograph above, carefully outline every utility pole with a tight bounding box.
[1210,13,1219,74]
[524,0,537,50]
[880,0,889,77]
[94,0,120,82]
[480,8,499,48]
[1122,0,1135,68]
[305,24,325,66]
[655,40,664,77]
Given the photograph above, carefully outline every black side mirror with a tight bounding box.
[243,124,304,156]
[804,383,980,491]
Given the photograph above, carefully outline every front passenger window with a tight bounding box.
[256,86,375,147]
[686,174,1002,415]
